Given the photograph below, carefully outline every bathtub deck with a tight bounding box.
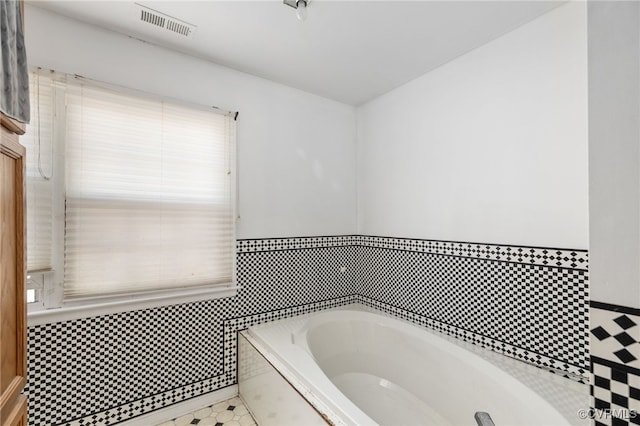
[245,302,589,426]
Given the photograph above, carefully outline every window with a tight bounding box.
[23,71,59,305]
[24,70,237,310]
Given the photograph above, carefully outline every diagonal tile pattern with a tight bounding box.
[591,304,640,426]
[156,397,256,426]
[591,308,640,367]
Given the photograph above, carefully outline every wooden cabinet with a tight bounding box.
[0,113,27,426]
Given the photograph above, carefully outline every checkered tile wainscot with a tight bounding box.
[591,302,640,425]
[26,235,589,425]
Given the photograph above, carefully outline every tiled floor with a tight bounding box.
[156,396,256,426]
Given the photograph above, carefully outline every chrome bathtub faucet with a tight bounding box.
[474,411,496,426]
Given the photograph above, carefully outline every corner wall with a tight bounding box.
[588,2,640,424]
[356,1,588,249]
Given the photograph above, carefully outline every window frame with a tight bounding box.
[25,70,239,322]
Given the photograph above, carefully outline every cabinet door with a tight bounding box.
[0,124,27,426]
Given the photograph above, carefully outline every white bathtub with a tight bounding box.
[239,304,588,426]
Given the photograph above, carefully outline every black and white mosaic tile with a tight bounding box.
[357,245,590,373]
[27,235,589,425]
[591,302,640,425]
[591,359,640,425]
[27,299,235,426]
[26,241,357,426]
[236,244,358,316]
[592,304,640,367]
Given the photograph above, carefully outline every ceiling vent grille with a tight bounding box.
[135,4,196,39]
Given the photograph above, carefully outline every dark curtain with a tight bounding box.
[0,0,29,123]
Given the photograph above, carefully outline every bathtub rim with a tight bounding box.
[240,329,351,426]
[295,309,573,425]
[244,303,589,426]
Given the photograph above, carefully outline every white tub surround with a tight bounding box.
[241,305,588,426]
[239,334,329,426]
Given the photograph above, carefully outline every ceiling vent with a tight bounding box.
[135,4,196,39]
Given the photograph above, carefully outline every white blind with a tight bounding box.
[64,82,235,298]
[22,72,55,272]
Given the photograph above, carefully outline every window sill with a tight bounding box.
[27,285,238,326]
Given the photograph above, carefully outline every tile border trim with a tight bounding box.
[62,377,236,426]
[237,235,589,271]
[591,301,640,371]
[592,301,640,317]
[592,356,640,377]
[236,235,358,253]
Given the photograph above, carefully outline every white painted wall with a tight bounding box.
[25,3,590,250]
[24,5,357,240]
[588,1,640,307]
[356,2,588,249]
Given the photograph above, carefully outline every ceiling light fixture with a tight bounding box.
[283,0,310,21]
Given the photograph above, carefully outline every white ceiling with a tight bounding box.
[28,0,563,105]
